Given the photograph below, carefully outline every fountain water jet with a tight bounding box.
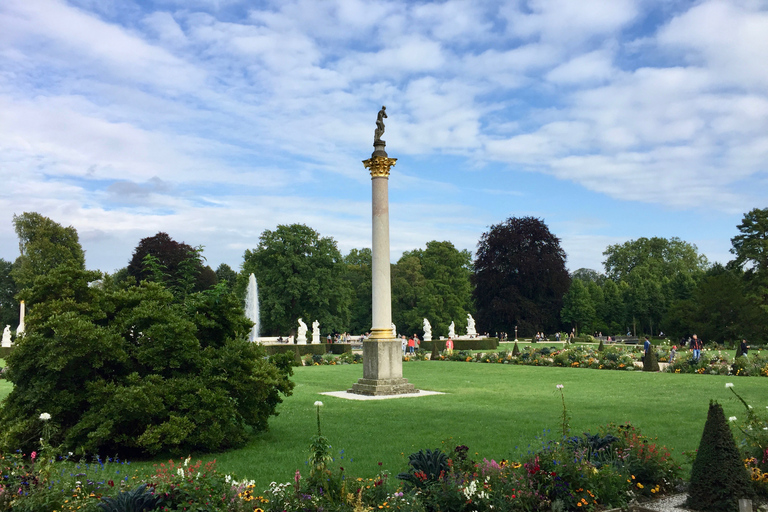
[245,273,260,342]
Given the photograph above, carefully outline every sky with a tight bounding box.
[1,0,767,275]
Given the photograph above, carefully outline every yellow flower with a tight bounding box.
[637,483,644,489]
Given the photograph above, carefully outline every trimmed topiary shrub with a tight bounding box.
[598,339,604,352]
[643,350,660,372]
[512,341,520,356]
[687,401,753,512]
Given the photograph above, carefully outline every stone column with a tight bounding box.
[349,139,416,396]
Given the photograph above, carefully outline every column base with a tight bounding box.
[348,377,418,396]
[348,338,419,396]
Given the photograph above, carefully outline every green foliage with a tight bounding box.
[643,349,660,372]
[561,278,595,333]
[474,217,570,336]
[127,232,215,299]
[242,224,351,335]
[342,248,372,334]
[392,241,473,337]
[0,264,294,456]
[687,401,752,511]
[97,484,161,512]
[397,449,449,490]
[214,263,238,291]
[512,341,520,355]
[11,212,86,290]
[0,258,19,330]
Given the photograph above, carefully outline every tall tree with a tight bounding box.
[601,279,626,334]
[0,259,19,329]
[11,212,85,290]
[391,241,473,337]
[731,207,768,309]
[215,263,238,291]
[343,248,372,334]
[560,279,595,335]
[242,224,351,335]
[127,232,215,298]
[473,217,570,335]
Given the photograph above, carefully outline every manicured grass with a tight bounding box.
[206,362,765,490]
[0,359,764,492]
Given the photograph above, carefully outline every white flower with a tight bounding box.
[729,416,737,422]
[184,456,191,467]
[177,468,184,477]
[314,401,324,407]
[725,383,734,388]
[39,413,51,421]
[556,384,564,389]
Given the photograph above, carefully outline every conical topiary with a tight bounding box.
[735,341,743,358]
[512,341,520,356]
[687,401,752,512]
[431,342,440,361]
[642,350,660,372]
[598,339,604,352]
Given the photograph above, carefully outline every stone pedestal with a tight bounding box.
[348,339,416,395]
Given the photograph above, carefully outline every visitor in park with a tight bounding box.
[690,334,702,361]
[445,337,454,355]
[327,334,332,343]
[401,335,407,355]
[413,334,420,350]
[740,339,749,359]
[556,332,560,341]
[407,336,415,354]
[670,345,676,363]
[643,336,651,356]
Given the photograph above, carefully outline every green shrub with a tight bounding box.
[687,401,752,511]
[512,341,520,356]
[0,266,294,456]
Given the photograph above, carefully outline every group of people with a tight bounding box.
[400,335,456,355]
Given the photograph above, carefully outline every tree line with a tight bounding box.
[3,209,768,345]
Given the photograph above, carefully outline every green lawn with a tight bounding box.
[208,362,764,490]
[0,360,764,492]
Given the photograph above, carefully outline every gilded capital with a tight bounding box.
[363,156,397,178]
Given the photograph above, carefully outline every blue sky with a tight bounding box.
[1,0,767,274]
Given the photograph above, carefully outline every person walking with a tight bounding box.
[740,339,750,359]
[445,337,454,356]
[669,345,676,363]
[407,336,415,354]
[691,334,702,362]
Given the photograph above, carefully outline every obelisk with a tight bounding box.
[349,107,416,396]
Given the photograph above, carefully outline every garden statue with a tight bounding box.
[448,321,455,338]
[1,325,11,348]
[374,106,387,143]
[391,322,397,338]
[422,318,432,341]
[466,313,477,336]
[17,300,25,335]
[312,320,320,344]
[297,318,308,344]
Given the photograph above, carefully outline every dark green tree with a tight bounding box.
[215,263,238,291]
[0,264,293,456]
[731,207,768,311]
[687,401,752,511]
[343,248,372,334]
[601,279,626,334]
[127,232,215,298]
[560,279,595,335]
[241,224,351,335]
[11,212,85,290]
[474,217,570,335]
[0,259,19,330]
[603,236,708,282]
[392,241,473,338]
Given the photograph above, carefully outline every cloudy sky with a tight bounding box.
[1,0,767,275]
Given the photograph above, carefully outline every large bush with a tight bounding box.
[0,264,294,456]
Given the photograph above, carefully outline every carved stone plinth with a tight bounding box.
[348,339,417,396]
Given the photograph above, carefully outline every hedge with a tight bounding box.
[262,343,352,356]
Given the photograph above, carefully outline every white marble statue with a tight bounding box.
[466,313,477,336]
[17,300,25,335]
[312,320,320,344]
[448,321,455,339]
[297,318,308,344]
[1,325,11,348]
[422,318,432,341]
[391,322,397,338]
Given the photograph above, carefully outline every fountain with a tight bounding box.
[245,273,260,342]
